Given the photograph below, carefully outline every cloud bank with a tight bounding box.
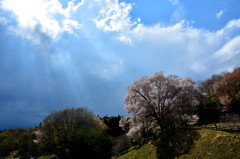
[92,0,240,77]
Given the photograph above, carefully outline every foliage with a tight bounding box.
[112,135,131,156]
[120,72,204,138]
[102,115,124,137]
[230,82,240,114]
[0,130,6,134]
[213,67,240,106]
[101,115,130,156]
[214,68,240,97]
[0,128,40,158]
[0,130,18,157]
[40,107,112,159]
[196,67,240,125]
[195,94,222,125]
[153,129,200,159]
[17,129,40,158]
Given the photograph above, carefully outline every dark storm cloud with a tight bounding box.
[0,29,129,130]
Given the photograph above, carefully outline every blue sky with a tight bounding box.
[0,0,240,130]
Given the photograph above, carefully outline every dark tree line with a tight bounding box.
[196,67,240,125]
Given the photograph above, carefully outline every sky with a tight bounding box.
[0,0,240,130]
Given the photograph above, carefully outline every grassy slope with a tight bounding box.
[180,129,240,159]
[38,154,57,159]
[116,129,240,159]
[115,141,157,159]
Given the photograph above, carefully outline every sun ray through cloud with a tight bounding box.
[0,0,240,129]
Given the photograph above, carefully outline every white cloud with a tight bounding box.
[92,1,240,78]
[93,0,137,43]
[1,0,240,78]
[168,0,179,5]
[137,18,141,23]
[94,0,136,32]
[216,10,223,19]
[118,34,132,44]
[214,36,240,61]
[224,19,240,30]
[93,0,240,75]
[216,19,240,41]
[0,0,83,44]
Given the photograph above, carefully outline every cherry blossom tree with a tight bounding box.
[120,72,204,138]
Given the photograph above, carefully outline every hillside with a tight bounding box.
[115,129,240,159]
[114,141,157,159]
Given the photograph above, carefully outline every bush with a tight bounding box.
[112,135,130,156]
[40,107,112,159]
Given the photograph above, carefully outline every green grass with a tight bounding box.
[115,141,157,159]
[115,127,240,159]
[38,154,57,159]
[180,129,240,159]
